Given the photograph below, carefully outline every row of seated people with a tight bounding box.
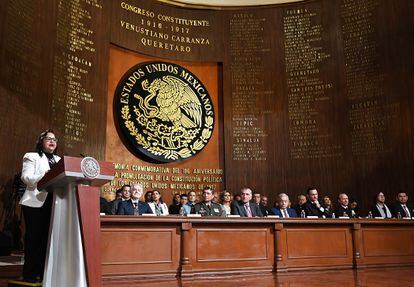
[99,185,414,219]
[292,188,414,219]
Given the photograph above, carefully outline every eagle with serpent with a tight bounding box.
[115,62,214,163]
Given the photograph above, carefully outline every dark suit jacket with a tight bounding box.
[391,203,414,218]
[117,200,153,215]
[304,201,330,218]
[292,203,305,217]
[322,204,333,218]
[271,208,298,218]
[110,198,122,215]
[100,197,111,215]
[334,205,357,218]
[231,201,263,217]
[192,202,225,216]
[260,205,274,216]
[371,204,392,218]
[169,204,180,215]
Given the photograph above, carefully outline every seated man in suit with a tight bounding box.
[231,187,263,217]
[169,193,181,214]
[100,197,110,215]
[176,193,192,215]
[272,193,297,218]
[110,186,129,215]
[392,191,414,218]
[253,191,272,216]
[192,187,225,216]
[334,193,357,218]
[117,184,153,215]
[304,187,330,218]
[260,195,274,216]
[292,194,307,217]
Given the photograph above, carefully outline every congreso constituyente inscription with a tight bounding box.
[110,0,220,61]
[114,62,214,163]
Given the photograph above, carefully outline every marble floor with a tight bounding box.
[1,254,413,287]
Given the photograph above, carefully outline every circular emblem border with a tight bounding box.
[80,157,101,179]
[113,61,215,163]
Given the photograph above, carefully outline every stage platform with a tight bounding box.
[2,217,413,286]
[101,216,414,282]
[103,267,414,287]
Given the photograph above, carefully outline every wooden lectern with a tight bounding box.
[38,156,114,287]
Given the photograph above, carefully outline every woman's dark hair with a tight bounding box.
[152,190,164,204]
[35,129,57,156]
[220,190,232,203]
[373,192,385,204]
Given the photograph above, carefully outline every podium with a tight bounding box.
[38,156,114,287]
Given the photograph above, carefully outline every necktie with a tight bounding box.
[244,204,252,217]
[47,155,56,168]
[133,202,139,215]
[403,205,410,217]
[283,209,289,218]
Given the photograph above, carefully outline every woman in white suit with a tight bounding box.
[20,129,60,283]
[148,190,169,215]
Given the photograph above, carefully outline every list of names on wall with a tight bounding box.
[229,13,269,161]
[341,0,398,155]
[2,0,44,133]
[51,0,103,149]
[283,8,341,159]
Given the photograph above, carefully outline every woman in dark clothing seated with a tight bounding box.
[371,192,392,218]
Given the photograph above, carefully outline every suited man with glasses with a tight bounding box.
[231,187,263,217]
[117,184,153,215]
[272,193,298,218]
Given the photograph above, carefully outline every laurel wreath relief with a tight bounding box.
[121,106,213,160]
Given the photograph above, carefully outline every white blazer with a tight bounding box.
[148,202,169,215]
[20,152,61,208]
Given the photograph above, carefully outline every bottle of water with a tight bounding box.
[332,212,335,219]
[367,211,373,219]
[343,211,348,217]
[179,206,186,216]
[397,212,402,219]
[301,210,306,218]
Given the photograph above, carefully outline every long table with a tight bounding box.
[100,217,414,281]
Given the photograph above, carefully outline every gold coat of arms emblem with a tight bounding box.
[114,61,214,163]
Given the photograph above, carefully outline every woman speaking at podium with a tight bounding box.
[19,129,60,283]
